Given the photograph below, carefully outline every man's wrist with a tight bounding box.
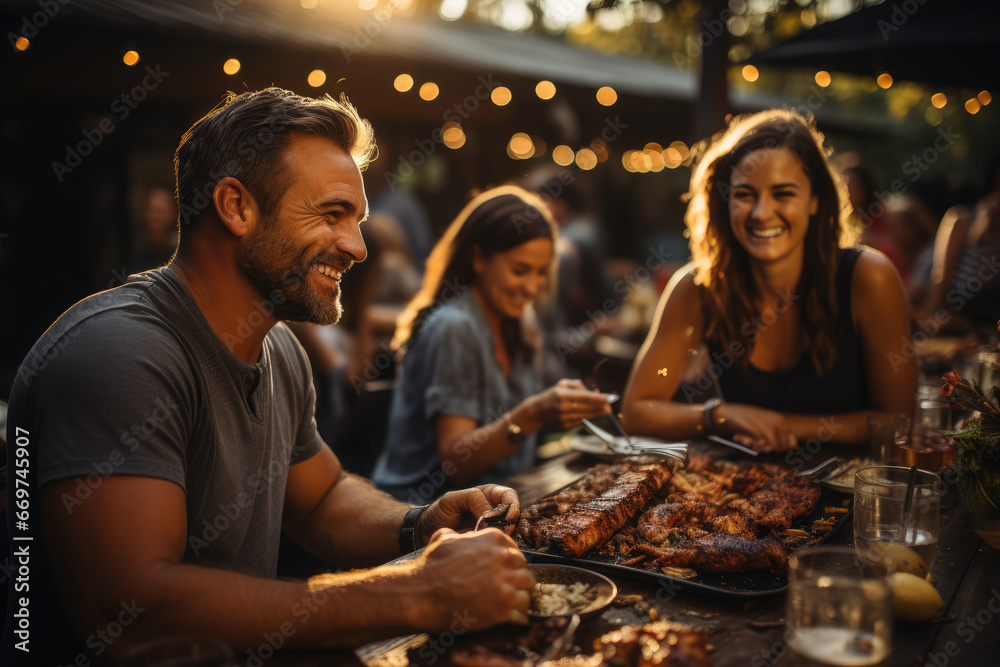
[399,504,430,555]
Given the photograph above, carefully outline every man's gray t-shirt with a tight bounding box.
[15,266,324,575]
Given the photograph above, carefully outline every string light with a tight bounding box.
[308,69,326,87]
[123,50,139,66]
[978,91,992,106]
[552,145,574,166]
[491,86,512,106]
[535,80,556,100]
[393,74,414,92]
[877,73,893,89]
[742,65,759,83]
[931,93,947,109]
[596,86,617,106]
[814,71,831,88]
[419,82,439,101]
[223,59,241,75]
[15,36,29,51]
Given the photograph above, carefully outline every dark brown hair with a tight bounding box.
[685,108,858,375]
[174,87,375,239]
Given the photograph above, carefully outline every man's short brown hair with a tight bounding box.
[174,87,375,238]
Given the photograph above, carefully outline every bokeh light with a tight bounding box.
[300,0,318,7]
[308,69,327,87]
[575,149,597,170]
[669,141,690,162]
[590,140,609,163]
[814,71,831,88]
[552,145,574,166]
[394,74,414,92]
[358,0,377,10]
[223,59,241,75]
[931,93,947,109]
[596,86,617,106]
[15,37,29,51]
[742,65,759,83]
[442,122,466,149]
[439,0,467,21]
[123,50,139,66]
[877,73,893,89]
[535,80,556,100]
[978,90,992,106]
[966,98,981,114]
[508,133,534,159]
[491,86,512,106]
[419,82,440,101]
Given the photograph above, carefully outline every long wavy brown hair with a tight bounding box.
[392,185,559,362]
[685,109,859,375]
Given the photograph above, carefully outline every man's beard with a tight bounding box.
[236,222,346,326]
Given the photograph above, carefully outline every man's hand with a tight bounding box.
[416,528,534,628]
[418,484,520,542]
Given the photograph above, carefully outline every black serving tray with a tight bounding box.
[517,473,852,598]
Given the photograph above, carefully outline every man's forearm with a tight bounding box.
[290,472,413,566]
[102,559,430,662]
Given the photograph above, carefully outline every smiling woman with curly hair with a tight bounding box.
[621,109,917,452]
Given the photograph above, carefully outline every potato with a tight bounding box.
[888,572,945,622]
[866,542,929,578]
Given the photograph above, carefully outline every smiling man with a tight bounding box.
[2,88,531,665]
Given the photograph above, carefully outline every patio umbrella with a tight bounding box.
[747,0,1000,91]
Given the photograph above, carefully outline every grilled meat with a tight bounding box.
[518,458,821,575]
[636,532,789,575]
[518,463,674,556]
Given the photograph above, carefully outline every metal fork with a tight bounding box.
[582,419,687,461]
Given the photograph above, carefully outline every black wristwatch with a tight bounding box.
[399,504,430,555]
[702,397,723,435]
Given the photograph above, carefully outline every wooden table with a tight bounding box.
[270,445,1000,666]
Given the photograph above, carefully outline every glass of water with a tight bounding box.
[786,546,892,666]
[854,466,942,570]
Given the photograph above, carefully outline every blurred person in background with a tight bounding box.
[837,153,904,272]
[622,110,916,453]
[522,167,620,384]
[882,194,938,309]
[372,185,611,501]
[917,157,1000,336]
[123,185,178,274]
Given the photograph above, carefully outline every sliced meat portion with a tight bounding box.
[522,463,674,556]
[636,532,789,575]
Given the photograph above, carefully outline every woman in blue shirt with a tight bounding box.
[373,186,611,501]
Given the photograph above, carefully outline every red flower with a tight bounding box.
[941,370,962,398]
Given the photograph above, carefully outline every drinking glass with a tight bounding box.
[786,546,892,666]
[854,466,942,569]
[889,397,957,469]
[866,413,908,463]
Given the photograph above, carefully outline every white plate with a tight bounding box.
[569,434,617,456]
